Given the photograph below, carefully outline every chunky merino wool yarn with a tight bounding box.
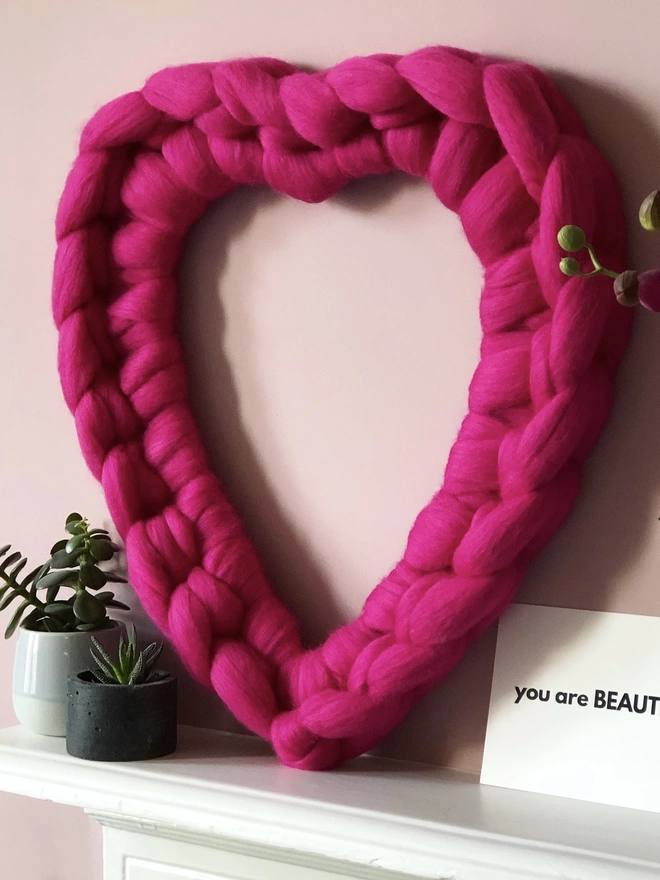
[54,47,632,769]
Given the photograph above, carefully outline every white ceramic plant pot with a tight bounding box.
[12,622,125,736]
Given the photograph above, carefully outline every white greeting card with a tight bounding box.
[481,603,660,813]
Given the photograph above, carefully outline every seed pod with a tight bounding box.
[613,270,639,307]
[639,191,660,231]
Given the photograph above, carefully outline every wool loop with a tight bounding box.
[54,48,631,769]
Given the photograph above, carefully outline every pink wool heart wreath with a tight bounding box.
[53,47,632,770]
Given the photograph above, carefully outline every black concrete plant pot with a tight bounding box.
[66,670,177,761]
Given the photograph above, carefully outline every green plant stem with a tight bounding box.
[585,243,619,279]
[574,267,618,279]
[5,581,46,611]
[0,570,46,611]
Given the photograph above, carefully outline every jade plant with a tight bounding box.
[558,190,660,310]
[89,627,163,685]
[0,512,129,638]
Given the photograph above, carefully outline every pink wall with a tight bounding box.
[3,1,660,877]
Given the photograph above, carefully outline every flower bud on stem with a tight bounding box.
[557,225,619,279]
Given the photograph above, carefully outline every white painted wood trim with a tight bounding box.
[1,724,659,879]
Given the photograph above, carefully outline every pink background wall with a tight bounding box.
[3,1,660,877]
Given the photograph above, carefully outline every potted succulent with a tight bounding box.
[1,512,129,736]
[67,626,177,761]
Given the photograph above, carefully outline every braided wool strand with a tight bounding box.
[53,47,631,769]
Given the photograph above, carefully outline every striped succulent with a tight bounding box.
[90,626,163,685]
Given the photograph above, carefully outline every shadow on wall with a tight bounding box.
[177,184,344,647]
[150,75,660,770]
[176,173,418,650]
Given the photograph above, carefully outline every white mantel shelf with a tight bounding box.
[1,725,659,880]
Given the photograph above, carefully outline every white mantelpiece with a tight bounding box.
[0,725,659,880]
